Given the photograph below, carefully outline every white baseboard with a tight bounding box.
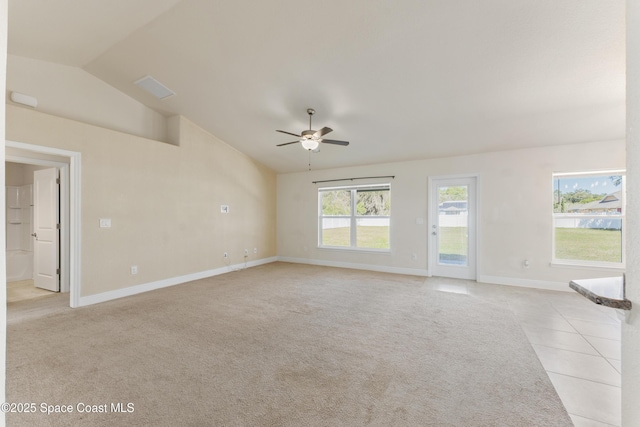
[278,258,571,292]
[477,274,572,292]
[77,258,572,307]
[277,256,429,277]
[78,257,278,307]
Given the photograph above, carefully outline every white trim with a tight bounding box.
[318,184,392,250]
[5,140,82,307]
[551,171,626,269]
[477,274,572,292]
[78,257,278,307]
[5,156,70,292]
[553,169,625,177]
[276,257,571,292]
[278,256,429,277]
[549,262,625,273]
[69,153,81,307]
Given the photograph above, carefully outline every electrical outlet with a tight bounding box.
[130,265,138,275]
[253,247,258,254]
[244,249,249,256]
[223,252,228,258]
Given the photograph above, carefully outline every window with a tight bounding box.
[318,184,390,250]
[552,172,625,266]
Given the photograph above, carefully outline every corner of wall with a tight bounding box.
[1,0,9,424]
[166,115,182,146]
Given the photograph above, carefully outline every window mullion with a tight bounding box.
[318,185,391,250]
[351,189,357,247]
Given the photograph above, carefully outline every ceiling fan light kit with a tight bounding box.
[301,139,319,150]
[276,108,349,151]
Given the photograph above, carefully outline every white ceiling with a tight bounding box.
[7,0,625,173]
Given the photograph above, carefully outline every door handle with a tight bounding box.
[31,232,37,239]
[432,231,437,236]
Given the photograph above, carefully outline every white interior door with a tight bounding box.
[429,177,477,280]
[33,168,60,291]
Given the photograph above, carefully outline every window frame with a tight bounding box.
[551,171,626,269]
[317,183,391,252]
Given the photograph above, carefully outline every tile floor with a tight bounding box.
[426,277,622,427]
[6,279,56,303]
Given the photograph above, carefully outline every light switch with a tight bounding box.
[415,218,424,225]
[99,218,112,228]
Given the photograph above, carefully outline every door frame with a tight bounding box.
[428,174,479,280]
[6,140,82,308]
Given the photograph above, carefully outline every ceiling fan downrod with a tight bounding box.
[307,108,315,130]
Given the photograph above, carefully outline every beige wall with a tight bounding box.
[8,55,169,142]
[6,104,277,297]
[5,162,47,186]
[277,139,625,289]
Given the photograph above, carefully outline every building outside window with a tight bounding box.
[552,172,625,266]
[318,184,390,250]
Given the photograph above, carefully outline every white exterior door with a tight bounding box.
[429,177,477,280]
[33,168,60,291]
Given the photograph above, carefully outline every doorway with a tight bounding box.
[428,176,477,280]
[5,140,81,307]
[5,162,60,297]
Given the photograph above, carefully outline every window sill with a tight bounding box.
[550,261,625,272]
[317,246,391,255]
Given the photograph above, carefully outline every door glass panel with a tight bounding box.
[437,185,468,265]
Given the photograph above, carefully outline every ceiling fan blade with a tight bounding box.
[276,141,300,147]
[276,129,302,137]
[321,139,349,146]
[314,127,333,138]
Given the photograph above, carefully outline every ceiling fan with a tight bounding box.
[276,108,349,151]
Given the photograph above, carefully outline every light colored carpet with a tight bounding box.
[6,262,572,426]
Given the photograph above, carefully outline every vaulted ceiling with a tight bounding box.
[7,0,625,173]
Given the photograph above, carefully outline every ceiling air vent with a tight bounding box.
[134,75,175,100]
